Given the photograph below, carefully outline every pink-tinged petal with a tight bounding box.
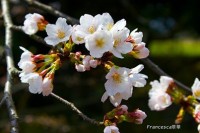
[117,42,133,54]
[42,77,53,96]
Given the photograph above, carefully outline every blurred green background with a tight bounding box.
[0,0,200,133]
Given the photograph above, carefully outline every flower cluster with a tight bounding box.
[18,46,59,96]
[19,12,150,133]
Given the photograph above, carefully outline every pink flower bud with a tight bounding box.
[89,59,98,68]
[129,109,147,124]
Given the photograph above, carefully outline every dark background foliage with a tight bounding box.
[0,0,200,132]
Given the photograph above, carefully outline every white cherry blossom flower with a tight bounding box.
[44,17,72,46]
[149,76,174,95]
[22,13,45,35]
[110,28,133,58]
[104,66,132,96]
[104,126,120,133]
[72,14,102,43]
[79,14,102,35]
[103,65,147,106]
[191,78,200,100]
[42,77,53,96]
[18,46,35,73]
[85,30,113,58]
[148,90,172,111]
[148,76,173,111]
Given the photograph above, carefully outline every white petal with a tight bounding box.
[44,36,60,46]
[101,92,109,102]
[110,49,123,58]
[111,19,126,32]
[130,64,144,73]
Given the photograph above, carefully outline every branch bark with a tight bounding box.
[50,93,104,125]
[25,0,79,25]
[1,0,19,132]
[11,25,51,47]
[141,58,191,92]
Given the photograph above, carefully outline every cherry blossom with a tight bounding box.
[44,17,72,46]
[128,29,149,59]
[104,66,132,96]
[191,78,200,100]
[110,27,133,58]
[22,13,46,35]
[103,65,147,106]
[85,30,113,58]
[148,76,173,111]
[18,46,35,73]
[104,126,120,133]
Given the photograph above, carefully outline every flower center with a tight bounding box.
[114,39,120,48]
[194,90,200,97]
[106,23,113,30]
[160,95,168,104]
[76,36,84,42]
[111,130,115,133]
[88,25,96,34]
[95,38,105,48]
[112,72,121,83]
[57,29,65,39]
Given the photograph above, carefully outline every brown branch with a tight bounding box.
[11,25,51,47]
[1,0,19,132]
[25,0,79,25]
[50,92,104,126]
[141,58,191,92]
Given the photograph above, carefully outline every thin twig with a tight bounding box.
[11,25,50,47]
[141,58,191,92]
[1,0,19,132]
[50,92,104,125]
[25,0,79,25]
[0,96,6,107]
